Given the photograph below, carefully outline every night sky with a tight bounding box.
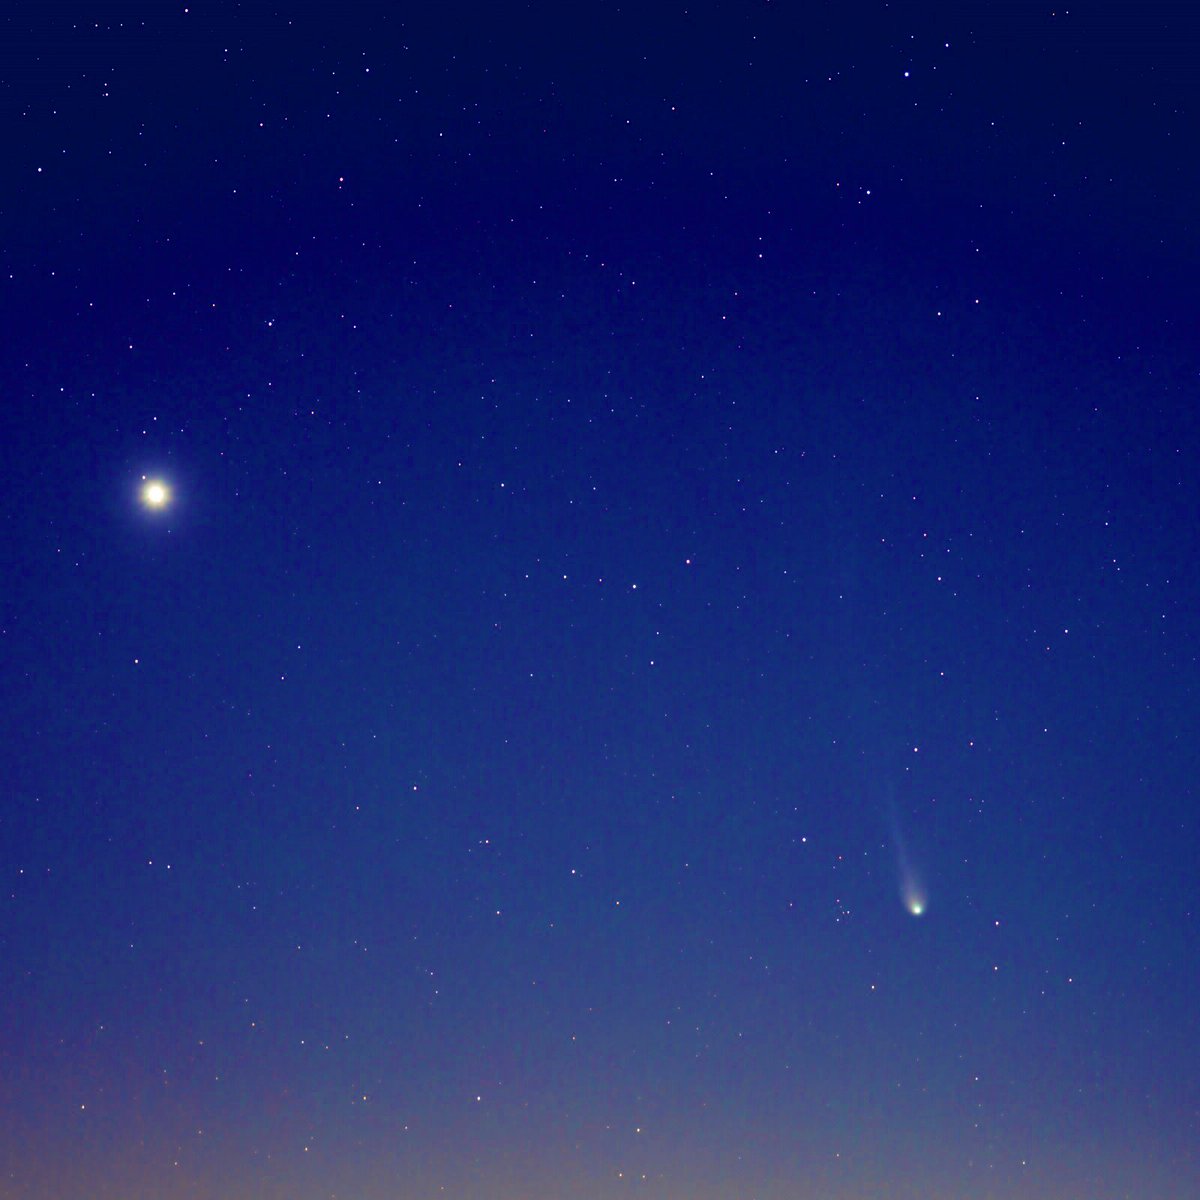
[3,3,1199,1198]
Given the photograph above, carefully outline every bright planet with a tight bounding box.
[140,479,170,508]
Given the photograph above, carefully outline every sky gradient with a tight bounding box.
[2,3,1198,1198]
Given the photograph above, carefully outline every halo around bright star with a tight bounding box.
[140,478,171,509]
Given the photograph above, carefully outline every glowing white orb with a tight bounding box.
[141,479,171,508]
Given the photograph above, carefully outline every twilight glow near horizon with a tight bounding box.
[3,4,1197,1199]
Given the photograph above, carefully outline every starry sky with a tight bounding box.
[3,3,1199,1198]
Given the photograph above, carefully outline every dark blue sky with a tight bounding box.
[2,3,1198,1198]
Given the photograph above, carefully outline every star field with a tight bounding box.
[2,3,1198,1199]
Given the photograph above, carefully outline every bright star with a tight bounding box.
[141,478,171,508]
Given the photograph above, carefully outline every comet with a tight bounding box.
[888,800,927,917]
